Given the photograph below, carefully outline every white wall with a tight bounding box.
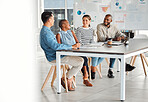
[139,30,148,35]
[0,0,39,102]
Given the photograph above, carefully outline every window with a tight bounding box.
[44,0,74,34]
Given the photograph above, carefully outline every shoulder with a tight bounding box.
[70,30,74,34]
[57,31,62,35]
[97,23,104,28]
[40,29,52,38]
[111,25,118,30]
[40,27,47,34]
[40,29,47,35]
[77,26,83,31]
[41,26,51,33]
[56,33,60,38]
[97,23,106,31]
[67,30,74,36]
[67,30,73,33]
[88,27,94,31]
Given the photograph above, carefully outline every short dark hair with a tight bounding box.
[59,19,67,28]
[105,14,112,18]
[41,12,53,24]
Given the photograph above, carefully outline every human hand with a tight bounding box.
[116,37,121,41]
[121,36,125,40]
[72,43,80,49]
[76,43,80,48]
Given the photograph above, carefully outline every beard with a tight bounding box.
[107,22,110,25]
[104,22,110,26]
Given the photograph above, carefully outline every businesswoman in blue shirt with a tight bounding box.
[56,19,93,87]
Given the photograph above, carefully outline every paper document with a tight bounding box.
[80,42,104,48]
[111,41,123,46]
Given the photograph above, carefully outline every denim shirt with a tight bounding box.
[40,26,72,62]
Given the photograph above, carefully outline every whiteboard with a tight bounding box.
[73,0,148,30]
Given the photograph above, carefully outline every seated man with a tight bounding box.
[96,14,135,78]
[56,19,93,87]
[40,12,84,91]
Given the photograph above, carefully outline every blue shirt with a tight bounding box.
[40,26,72,62]
[58,30,76,45]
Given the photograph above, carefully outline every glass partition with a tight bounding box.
[44,0,74,34]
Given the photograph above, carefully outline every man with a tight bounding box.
[97,14,135,78]
[40,12,84,91]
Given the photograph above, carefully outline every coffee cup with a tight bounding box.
[107,38,112,45]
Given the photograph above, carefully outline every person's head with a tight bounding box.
[82,15,91,27]
[41,11,54,27]
[59,19,70,31]
[103,14,112,27]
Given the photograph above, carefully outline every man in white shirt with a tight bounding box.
[97,14,135,78]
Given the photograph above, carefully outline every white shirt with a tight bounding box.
[96,23,125,42]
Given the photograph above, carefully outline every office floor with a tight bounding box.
[38,55,148,102]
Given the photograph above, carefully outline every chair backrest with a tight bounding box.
[133,34,148,39]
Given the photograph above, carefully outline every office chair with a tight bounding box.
[41,61,76,92]
[129,34,148,76]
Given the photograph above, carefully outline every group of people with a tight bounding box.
[40,11,135,91]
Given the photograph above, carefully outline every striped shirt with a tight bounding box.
[76,26,95,45]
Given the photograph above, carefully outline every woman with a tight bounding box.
[56,19,93,87]
[76,15,104,80]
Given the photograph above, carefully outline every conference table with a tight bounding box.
[56,39,148,101]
